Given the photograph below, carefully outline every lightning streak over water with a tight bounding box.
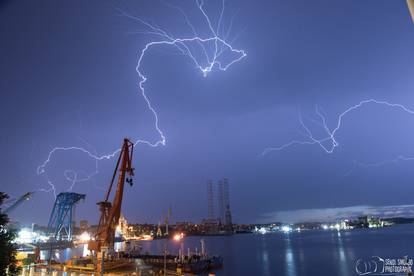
[37,0,246,197]
[262,99,414,157]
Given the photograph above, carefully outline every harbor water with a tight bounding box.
[47,224,414,276]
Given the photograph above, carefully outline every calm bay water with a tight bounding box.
[52,224,414,276]
[143,224,414,276]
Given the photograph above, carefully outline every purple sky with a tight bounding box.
[1,0,414,225]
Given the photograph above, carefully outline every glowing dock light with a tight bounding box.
[16,228,50,244]
[258,227,267,234]
[281,225,292,233]
[79,231,91,242]
[16,228,33,244]
[173,233,184,241]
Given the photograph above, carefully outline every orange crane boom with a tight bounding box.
[89,138,134,252]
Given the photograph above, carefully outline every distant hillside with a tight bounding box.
[382,217,414,224]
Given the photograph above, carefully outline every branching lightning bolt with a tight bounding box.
[37,0,246,197]
[354,156,414,167]
[262,99,414,159]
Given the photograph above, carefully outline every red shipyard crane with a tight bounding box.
[88,138,134,254]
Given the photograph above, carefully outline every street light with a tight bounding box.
[164,233,185,275]
[173,233,184,241]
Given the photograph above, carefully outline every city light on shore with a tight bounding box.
[79,232,91,242]
[173,233,184,241]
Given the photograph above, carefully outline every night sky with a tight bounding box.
[1,0,414,225]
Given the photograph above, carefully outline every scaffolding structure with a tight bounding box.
[207,179,215,220]
[218,178,232,226]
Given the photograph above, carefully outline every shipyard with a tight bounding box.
[2,0,414,275]
[8,139,228,275]
[5,149,414,276]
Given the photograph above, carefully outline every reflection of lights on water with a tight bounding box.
[64,248,72,262]
[285,238,297,276]
[114,241,123,252]
[141,235,153,241]
[82,244,90,257]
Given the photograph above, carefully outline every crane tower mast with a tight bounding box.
[89,138,134,252]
